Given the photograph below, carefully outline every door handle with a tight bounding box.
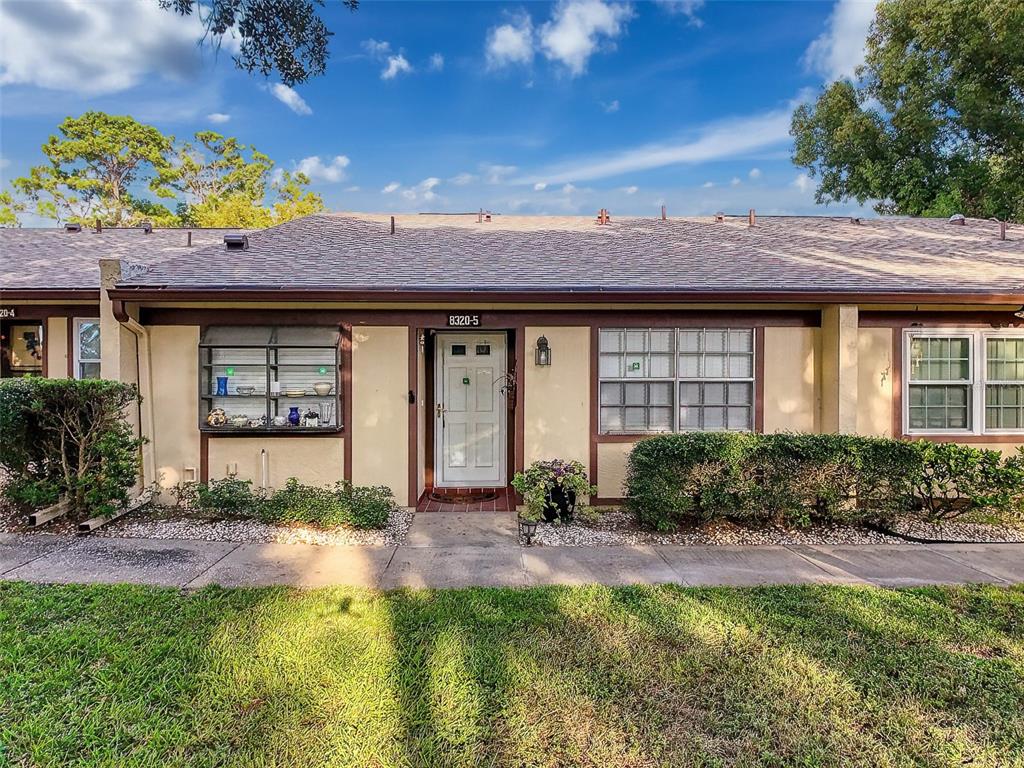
[436,403,445,418]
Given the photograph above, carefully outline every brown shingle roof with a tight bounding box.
[3,214,1023,298]
[0,227,242,291]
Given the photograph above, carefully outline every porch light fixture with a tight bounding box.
[535,335,551,366]
[1014,305,1024,320]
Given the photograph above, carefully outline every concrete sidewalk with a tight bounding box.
[2,518,1023,589]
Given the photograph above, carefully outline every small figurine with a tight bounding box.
[303,408,320,427]
[206,408,227,427]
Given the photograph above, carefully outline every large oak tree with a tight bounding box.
[791,0,1024,221]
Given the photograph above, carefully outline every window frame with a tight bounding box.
[902,327,1024,437]
[598,326,757,435]
[198,325,343,434]
[73,317,101,380]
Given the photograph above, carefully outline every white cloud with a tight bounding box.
[517,107,792,184]
[269,83,312,115]
[428,53,444,71]
[486,14,534,68]
[562,183,577,194]
[539,0,633,76]
[654,0,705,27]
[730,177,741,186]
[206,112,231,124]
[602,99,620,113]
[362,39,392,57]
[344,185,361,192]
[381,54,413,80]
[0,157,9,170]
[748,167,762,179]
[534,182,548,191]
[451,172,477,186]
[804,0,878,81]
[482,163,517,184]
[382,181,401,194]
[395,177,443,202]
[295,155,350,183]
[0,0,239,94]
[623,185,638,194]
[702,181,714,188]
[793,172,813,193]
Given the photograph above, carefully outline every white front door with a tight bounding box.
[434,332,507,487]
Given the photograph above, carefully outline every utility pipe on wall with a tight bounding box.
[117,312,156,488]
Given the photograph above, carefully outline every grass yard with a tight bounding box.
[1,583,1023,767]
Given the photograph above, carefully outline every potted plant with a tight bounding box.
[512,459,596,525]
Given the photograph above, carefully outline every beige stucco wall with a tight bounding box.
[351,325,409,503]
[45,317,68,377]
[597,441,635,499]
[208,437,344,488]
[857,326,894,437]
[524,327,591,469]
[148,325,201,494]
[762,327,820,433]
[821,305,859,433]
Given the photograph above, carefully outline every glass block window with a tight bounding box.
[907,336,972,431]
[905,330,1024,435]
[599,327,755,434]
[985,337,1024,430]
[74,318,101,379]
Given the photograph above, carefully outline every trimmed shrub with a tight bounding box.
[0,377,142,518]
[624,432,1022,531]
[175,477,395,529]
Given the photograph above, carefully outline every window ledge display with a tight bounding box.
[199,325,343,434]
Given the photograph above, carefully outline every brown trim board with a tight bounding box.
[341,323,353,483]
[407,326,418,507]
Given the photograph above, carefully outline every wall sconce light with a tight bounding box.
[535,335,552,366]
[1014,305,1024,320]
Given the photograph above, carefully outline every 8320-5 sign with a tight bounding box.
[447,314,481,327]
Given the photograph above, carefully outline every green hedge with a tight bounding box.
[175,477,395,529]
[624,432,1024,532]
[0,377,143,518]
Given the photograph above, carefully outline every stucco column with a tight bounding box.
[820,304,859,434]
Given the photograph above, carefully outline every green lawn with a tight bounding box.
[1,583,1023,767]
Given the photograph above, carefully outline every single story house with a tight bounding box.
[2,212,1023,510]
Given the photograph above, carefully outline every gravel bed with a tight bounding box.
[2,507,413,547]
[890,519,1024,543]
[527,510,898,547]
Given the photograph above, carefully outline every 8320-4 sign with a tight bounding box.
[447,314,481,327]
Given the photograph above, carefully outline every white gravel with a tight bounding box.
[3,506,413,546]
[530,510,896,547]
[890,519,1024,543]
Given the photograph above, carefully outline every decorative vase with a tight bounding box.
[288,406,301,426]
[216,376,229,396]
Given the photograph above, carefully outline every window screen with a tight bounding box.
[907,336,972,431]
[985,337,1024,430]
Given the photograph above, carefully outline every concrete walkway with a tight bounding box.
[2,511,1023,590]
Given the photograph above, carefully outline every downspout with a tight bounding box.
[113,299,156,487]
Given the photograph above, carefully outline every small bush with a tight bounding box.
[174,477,265,517]
[0,377,142,518]
[624,432,1023,531]
[175,477,395,529]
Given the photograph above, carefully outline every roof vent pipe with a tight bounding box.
[949,213,966,225]
[186,230,192,247]
[65,222,82,233]
[477,208,482,224]
[714,212,725,223]
[991,217,1006,240]
[596,208,610,225]
[390,216,395,235]
[660,205,666,221]
[141,220,153,234]
[748,209,756,227]
[95,218,102,233]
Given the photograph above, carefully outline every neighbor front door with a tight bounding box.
[434,332,507,487]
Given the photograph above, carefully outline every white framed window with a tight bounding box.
[599,327,755,434]
[74,318,101,379]
[903,328,1024,436]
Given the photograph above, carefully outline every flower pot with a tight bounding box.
[518,516,538,545]
[545,484,577,523]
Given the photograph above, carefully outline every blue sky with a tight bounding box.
[0,0,878,221]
